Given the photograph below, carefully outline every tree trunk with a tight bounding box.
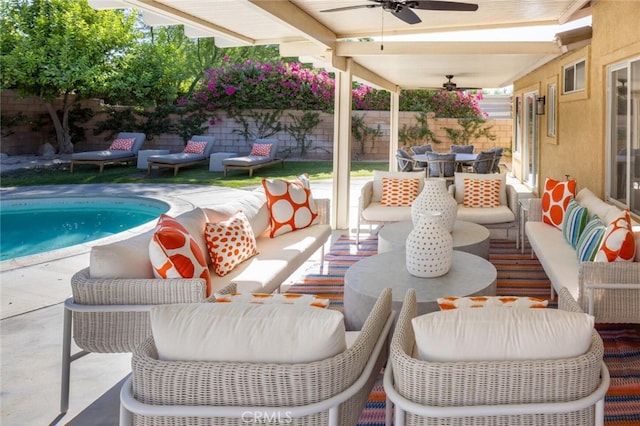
[44,94,74,154]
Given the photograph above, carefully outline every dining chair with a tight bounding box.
[396,148,425,172]
[424,152,456,183]
[468,151,496,174]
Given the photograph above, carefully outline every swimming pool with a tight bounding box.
[0,196,169,260]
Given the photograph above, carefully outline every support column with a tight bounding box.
[389,89,400,171]
[332,59,353,230]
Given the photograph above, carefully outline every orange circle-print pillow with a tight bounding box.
[541,178,576,229]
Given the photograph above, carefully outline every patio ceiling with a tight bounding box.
[89,0,593,91]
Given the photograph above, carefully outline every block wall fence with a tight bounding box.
[1,90,512,160]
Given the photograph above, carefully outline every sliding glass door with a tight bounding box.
[522,91,539,190]
[607,57,640,215]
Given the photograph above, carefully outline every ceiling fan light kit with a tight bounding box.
[321,0,479,25]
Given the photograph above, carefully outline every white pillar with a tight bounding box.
[332,59,353,230]
[389,89,400,171]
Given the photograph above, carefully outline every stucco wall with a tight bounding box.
[1,90,511,160]
[513,0,640,198]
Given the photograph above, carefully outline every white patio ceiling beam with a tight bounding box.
[88,0,255,45]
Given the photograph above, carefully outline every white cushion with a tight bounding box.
[575,188,621,224]
[90,230,155,279]
[455,205,515,224]
[361,202,413,222]
[204,192,270,238]
[90,208,209,278]
[412,307,594,362]
[151,302,346,363]
[454,172,507,206]
[372,171,425,202]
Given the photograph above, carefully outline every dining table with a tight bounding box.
[413,152,479,172]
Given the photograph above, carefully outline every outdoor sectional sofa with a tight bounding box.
[525,187,640,323]
[61,184,332,412]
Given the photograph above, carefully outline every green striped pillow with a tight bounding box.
[562,198,589,248]
[576,215,606,262]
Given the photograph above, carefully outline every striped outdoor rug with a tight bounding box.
[286,235,640,426]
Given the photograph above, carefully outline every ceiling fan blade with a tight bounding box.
[392,5,422,24]
[410,1,479,12]
[320,4,378,13]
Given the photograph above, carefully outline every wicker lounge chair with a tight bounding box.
[146,135,216,176]
[70,132,146,173]
[383,288,610,426]
[119,288,395,426]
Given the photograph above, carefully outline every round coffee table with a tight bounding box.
[377,220,490,259]
[344,250,497,330]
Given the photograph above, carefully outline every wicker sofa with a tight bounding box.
[119,288,395,426]
[384,288,609,426]
[525,188,640,323]
[61,188,332,413]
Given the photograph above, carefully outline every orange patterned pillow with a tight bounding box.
[205,211,258,276]
[462,178,501,208]
[149,215,211,296]
[262,177,318,237]
[250,143,272,157]
[595,209,636,262]
[183,140,208,154]
[437,296,548,310]
[380,177,420,206]
[215,292,329,308]
[108,138,135,151]
[542,178,576,229]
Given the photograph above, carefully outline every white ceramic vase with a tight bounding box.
[405,211,453,278]
[411,178,458,232]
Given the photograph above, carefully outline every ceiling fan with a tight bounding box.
[321,0,479,25]
[441,75,480,91]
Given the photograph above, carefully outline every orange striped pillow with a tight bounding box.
[463,178,501,208]
[437,296,548,310]
[215,292,330,308]
[380,177,420,206]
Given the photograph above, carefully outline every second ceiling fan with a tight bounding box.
[321,0,479,25]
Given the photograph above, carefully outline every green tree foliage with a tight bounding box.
[351,114,382,158]
[283,111,322,157]
[398,111,440,147]
[1,0,137,153]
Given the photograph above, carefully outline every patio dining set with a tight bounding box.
[395,144,504,183]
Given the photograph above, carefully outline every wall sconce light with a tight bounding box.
[536,96,546,115]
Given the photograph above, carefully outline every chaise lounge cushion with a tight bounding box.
[150,302,346,363]
[147,135,216,165]
[71,132,146,161]
[222,139,280,167]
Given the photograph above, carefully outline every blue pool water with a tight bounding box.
[0,197,169,260]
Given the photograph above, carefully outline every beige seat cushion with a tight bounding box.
[151,302,346,363]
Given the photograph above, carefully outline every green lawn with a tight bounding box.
[0,160,390,188]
